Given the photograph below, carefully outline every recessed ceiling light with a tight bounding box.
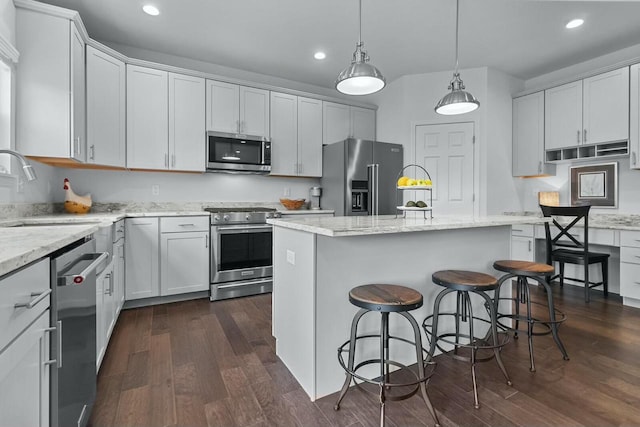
[314,52,326,60]
[143,5,160,16]
[566,18,584,29]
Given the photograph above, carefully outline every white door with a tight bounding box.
[160,231,209,296]
[297,96,323,177]
[168,73,205,172]
[240,86,270,137]
[126,65,169,169]
[86,46,126,167]
[270,92,298,175]
[414,122,475,216]
[206,80,239,133]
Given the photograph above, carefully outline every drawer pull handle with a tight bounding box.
[15,289,51,309]
[178,223,195,227]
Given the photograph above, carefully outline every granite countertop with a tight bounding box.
[505,211,640,231]
[267,214,549,237]
[278,209,334,215]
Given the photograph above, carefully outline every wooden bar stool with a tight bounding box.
[493,260,569,372]
[334,284,440,427]
[422,270,511,409]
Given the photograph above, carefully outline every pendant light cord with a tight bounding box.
[358,0,362,45]
[454,0,460,74]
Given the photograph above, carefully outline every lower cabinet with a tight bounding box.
[511,224,535,261]
[0,309,50,427]
[620,230,640,302]
[96,261,115,371]
[125,216,209,301]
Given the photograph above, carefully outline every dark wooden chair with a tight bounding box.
[540,204,609,303]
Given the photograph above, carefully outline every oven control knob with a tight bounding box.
[223,215,230,222]
[213,215,221,222]
[246,215,251,221]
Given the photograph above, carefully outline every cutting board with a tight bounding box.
[538,191,559,206]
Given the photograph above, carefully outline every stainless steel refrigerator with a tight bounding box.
[321,138,403,216]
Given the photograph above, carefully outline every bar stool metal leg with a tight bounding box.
[334,308,368,411]
[535,276,569,361]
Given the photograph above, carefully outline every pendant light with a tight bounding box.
[335,0,385,96]
[435,0,479,115]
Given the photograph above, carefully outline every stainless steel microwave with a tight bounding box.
[206,131,271,173]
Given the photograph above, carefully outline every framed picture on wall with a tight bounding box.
[570,162,618,208]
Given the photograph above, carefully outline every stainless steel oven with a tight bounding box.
[206,208,280,300]
[206,131,271,173]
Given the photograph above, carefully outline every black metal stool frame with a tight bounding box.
[335,308,440,427]
[423,288,511,409]
[493,273,569,372]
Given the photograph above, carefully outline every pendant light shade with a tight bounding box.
[435,0,479,115]
[336,0,385,96]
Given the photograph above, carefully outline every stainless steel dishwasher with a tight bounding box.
[50,236,108,427]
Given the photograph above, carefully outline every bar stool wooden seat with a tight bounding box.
[423,270,511,409]
[493,260,569,372]
[335,284,440,427]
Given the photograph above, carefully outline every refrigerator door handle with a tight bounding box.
[375,164,379,215]
[367,164,375,215]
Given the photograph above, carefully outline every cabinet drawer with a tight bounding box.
[160,216,209,233]
[620,262,640,300]
[621,247,640,264]
[0,259,50,352]
[621,230,640,248]
[511,224,533,237]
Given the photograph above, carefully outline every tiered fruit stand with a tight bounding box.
[395,164,433,219]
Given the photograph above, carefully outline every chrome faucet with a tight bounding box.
[0,149,38,181]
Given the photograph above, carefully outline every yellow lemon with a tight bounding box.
[425,179,432,186]
[407,178,417,186]
[397,176,410,186]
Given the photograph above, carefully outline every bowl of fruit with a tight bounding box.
[280,198,306,210]
[397,176,432,188]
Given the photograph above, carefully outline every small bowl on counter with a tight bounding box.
[280,198,306,210]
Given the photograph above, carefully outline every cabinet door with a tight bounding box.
[206,80,239,133]
[0,310,49,427]
[631,64,640,170]
[350,106,376,141]
[513,92,544,177]
[169,73,205,172]
[125,218,160,300]
[270,92,298,175]
[583,67,629,145]
[86,46,126,167]
[545,80,582,150]
[240,86,270,137]
[298,96,323,177]
[71,22,86,162]
[96,266,108,371]
[511,235,534,262]
[323,101,350,144]
[114,240,125,315]
[126,65,169,169]
[160,231,209,296]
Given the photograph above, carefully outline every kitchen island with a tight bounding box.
[267,214,547,401]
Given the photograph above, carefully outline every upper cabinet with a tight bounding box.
[544,67,629,161]
[205,80,269,137]
[86,46,126,167]
[127,65,205,171]
[16,8,86,162]
[270,92,322,177]
[323,101,376,145]
[629,64,640,169]
[512,91,554,177]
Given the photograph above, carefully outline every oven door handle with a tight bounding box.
[215,225,272,233]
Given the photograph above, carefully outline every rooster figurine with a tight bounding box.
[63,178,92,214]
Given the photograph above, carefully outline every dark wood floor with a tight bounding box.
[89,284,640,427]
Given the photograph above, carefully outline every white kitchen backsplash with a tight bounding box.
[54,168,320,205]
[519,158,640,214]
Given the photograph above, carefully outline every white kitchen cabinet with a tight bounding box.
[0,258,51,427]
[0,310,50,427]
[127,66,205,171]
[323,101,375,145]
[205,80,269,137]
[169,72,206,171]
[511,225,535,262]
[620,230,640,303]
[127,65,169,169]
[96,261,114,370]
[113,230,125,315]
[512,91,554,177]
[545,67,629,152]
[160,217,210,296]
[270,92,322,177]
[630,63,640,169]
[86,46,126,167]
[125,217,159,300]
[15,8,86,162]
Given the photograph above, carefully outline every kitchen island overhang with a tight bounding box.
[268,215,547,401]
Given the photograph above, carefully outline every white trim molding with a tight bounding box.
[0,33,19,63]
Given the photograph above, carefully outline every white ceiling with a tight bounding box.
[35,0,640,90]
